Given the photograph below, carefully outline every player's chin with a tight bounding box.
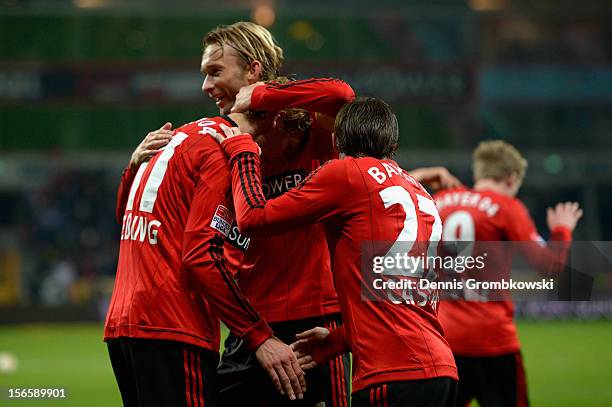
[219,101,234,115]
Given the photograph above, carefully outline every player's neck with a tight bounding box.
[474,179,514,197]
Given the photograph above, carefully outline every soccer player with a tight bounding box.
[211,97,459,407]
[433,140,583,407]
[197,22,355,407]
[104,113,307,406]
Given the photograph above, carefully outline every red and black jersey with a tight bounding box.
[104,116,272,353]
[235,78,354,322]
[221,134,458,393]
[434,187,572,356]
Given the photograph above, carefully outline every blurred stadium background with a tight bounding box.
[0,0,611,405]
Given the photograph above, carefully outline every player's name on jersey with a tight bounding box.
[366,161,422,189]
[120,213,161,245]
[435,191,500,217]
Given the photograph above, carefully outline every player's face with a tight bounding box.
[201,44,253,114]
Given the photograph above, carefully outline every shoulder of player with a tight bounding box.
[477,190,525,212]
[348,157,419,186]
[504,195,531,215]
[296,158,346,188]
[168,117,229,170]
[174,116,228,136]
[173,117,229,151]
[477,192,530,227]
[432,186,468,200]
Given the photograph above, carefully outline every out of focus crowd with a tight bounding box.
[0,170,120,307]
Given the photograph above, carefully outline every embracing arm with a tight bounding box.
[249,78,355,117]
[115,123,173,223]
[408,166,462,191]
[213,126,346,236]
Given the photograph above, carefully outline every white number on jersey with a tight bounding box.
[379,186,442,278]
[126,132,189,213]
[442,210,475,257]
[378,186,442,307]
[442,210,488,300]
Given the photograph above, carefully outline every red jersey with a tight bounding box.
[221,135,457,393]
[237,78,354,322]
[434,187,572,356]
[104,116,272,353]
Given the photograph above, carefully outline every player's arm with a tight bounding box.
[233,78,355,117]
[212,125,346,236]
[408,166,462,191]
[181,156,272,350]
[115,167,137,224]
[181,153,305,399]
[290,326,349,371]
[310,112,339,161]
[236,78,353,160]
[115,123,173,223]
[507,200,582,276]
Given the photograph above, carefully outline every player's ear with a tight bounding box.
[508,173,518,185]
[247,60,263,82]
[273,110,287,129]
[331,132,337,152]
[506,173,520,193]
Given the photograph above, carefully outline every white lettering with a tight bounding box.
[122,213,132,240]
[367,166,386,184]
[120,214,162,245]
[382,162,401,178]
[148,220,161,244]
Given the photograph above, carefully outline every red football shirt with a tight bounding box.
[221,135,458,393]
[434,187,572,356]
[236,78,354,322]
[104,116,272,353]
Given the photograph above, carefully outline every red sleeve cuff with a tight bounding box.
[122,166,136,185]
[313,327,348,365]
[251,85,266,111]
[242,318,274,350]
[550,225,572,242]
[222,134,260,163]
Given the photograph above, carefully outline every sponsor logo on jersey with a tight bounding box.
[227,222,250,252]
[262,169,307,199]
[210,205,234,237]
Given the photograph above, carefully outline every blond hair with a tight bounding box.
[473,140,527,183]
[203,21,284,81]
